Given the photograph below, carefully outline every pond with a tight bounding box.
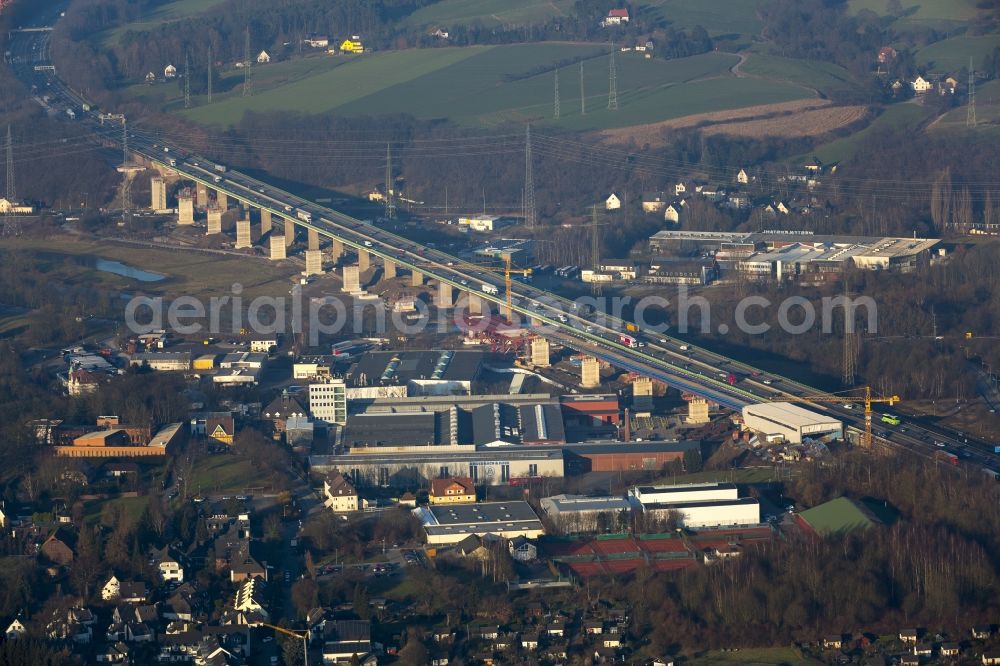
[95,258,166,282]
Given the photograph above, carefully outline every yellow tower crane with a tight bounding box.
[253,622,309,666]
[420,254,531,323]
[770,385,900,448]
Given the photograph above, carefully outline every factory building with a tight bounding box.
[742,402,842,444]
[414,501,545,545]
[347,350,483,396]
[539,494,633,534]
[629,482,760,529]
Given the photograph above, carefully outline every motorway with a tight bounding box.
[7,8,998,475]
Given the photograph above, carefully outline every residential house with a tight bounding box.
[95,641,130,663]
[456,534,491,560]
[303,35,329,48]
[674,182,686,196]
[940,76,959,94]
[508,536,537,562]
[603,636,622,648]
[256,50,271,64]
[913,644,933,657]
[430,28,450,39]
[40,529,75,566]
[152,546,184,583]
[0,198,33,214]
[521,632,540,650]
[641,192,667,213]
[972,625,993,640]
[225,576,269,625]
[605,193,622,210]
[248,335,278,353]
[340,37,365,54]
[803,156,823,173]
[911,76,933,93]
[985,653,1000,666]
[190,412,235,445]
[262,391,307,433]
[101,576,148,603]
[584,620,604,635]
[145,72,155,83]
[323,471,359,512]
[899,628,919,643]
[546,619,566,637]
[736,168,749,184]
[877,46,897,64]
[429,477,476,504]
[940,643,960,657]
[602,8,630,26]
[164,64,177,78]
[823,635,843,649]
[322,620,372,663]
[664,204,681,223]
[5,617,25,640]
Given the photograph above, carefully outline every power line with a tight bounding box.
[590,204,601,296]
[608,46,618,111]
[207,45,213,103]
[553,68,560,120]
[243,26,252,97]
[384,142,395,220]
[580,61,586,116]
[524,124,536,229]
[967,56,976,129]
[184,52,191,109]
[3,124,20,237]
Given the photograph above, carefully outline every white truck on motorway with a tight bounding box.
[481,284,499,296]
[296,209,312,223]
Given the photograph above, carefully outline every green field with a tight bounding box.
[739,53,862,99]
[174,44,811,129]
[847,0,979,21]
[917,34,1000,74]
[807,101,932,164]
[188,454,272,495]
[798,497,875,535]
[85,495,151,528]
[646,0,762,37]
[651,467,789,486]
[404,0,575,27]
[932,79,1000,132]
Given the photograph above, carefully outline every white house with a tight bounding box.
[5,617,26,640]
[664,204,681,223]
[163,64,177,78]
[323,471,360,512]
[736,168,749,185]
[674,182,686,196]
[153,548,184,584]
[256,50,271,64]
[601,8,630,26]
[303,36,329,48]
[0,199,32,214]
[101,575,121,601]
[911,76,933,94]
[605,193,622,210]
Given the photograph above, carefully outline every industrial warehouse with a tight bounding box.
[741,402,843,444]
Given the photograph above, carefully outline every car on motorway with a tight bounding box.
[762,379,773,385]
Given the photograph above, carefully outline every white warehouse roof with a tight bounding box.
[742,402,842,444]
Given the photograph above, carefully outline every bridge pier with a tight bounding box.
[410,270,423,287]
[530,338,550,367]
[216,190,228,210]
[196,183,208,208]
[304,249,323,276]
[342,265,361,293]
[358,249,370,272]
[330,239,344,263]
[632,377,653,412]
[206,206,222,235]
[383,259,397,280]
[260,209,272,236]
[581,356,600,388]
[466,294,483,315]
[270,235,287,260]
[436,282,453,308]
[150,176,167,210]
[177,192,194,225]
[284,218,295,247]
[235,218,252,248]
[308,228,320,251]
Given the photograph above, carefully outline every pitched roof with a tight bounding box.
[326,472,356,497]
[430,476,475,498]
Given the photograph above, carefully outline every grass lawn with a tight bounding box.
[404,0,575,27]
[175,44,809,130]
[931,79,1000,132]
[645,0,762,37]
[688,646,819,665]
[797,497,874,535]
[917,34,1000,74]
[739,53,861,99]
[187,454,272,495]
[85,495,150,528]
[0,237,295,300]
[806,101,932,164]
